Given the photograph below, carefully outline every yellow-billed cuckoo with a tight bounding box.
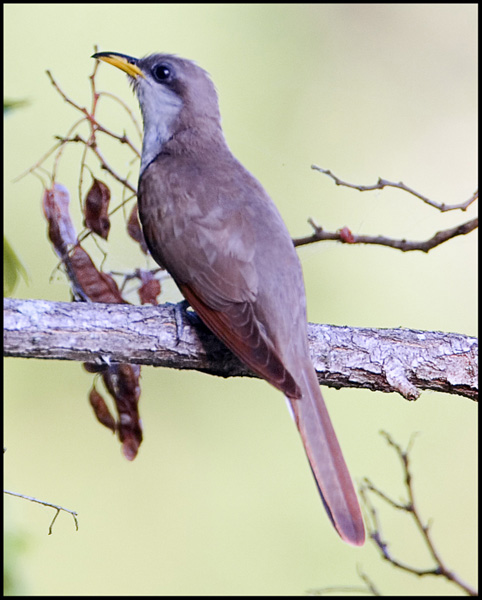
[92,51,365,545]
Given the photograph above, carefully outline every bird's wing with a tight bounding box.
[139,179,301,397]
[178,281,300,397]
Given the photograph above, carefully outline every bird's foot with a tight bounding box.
[173,299,203,343]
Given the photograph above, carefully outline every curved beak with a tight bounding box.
[92,51,145,79]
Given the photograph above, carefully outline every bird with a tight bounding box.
[92,51,365,546]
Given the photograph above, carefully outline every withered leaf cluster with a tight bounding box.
[42,180,161,460]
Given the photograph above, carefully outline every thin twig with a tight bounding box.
[13,139,65,182]
[4,490,79,535]
[53,133,137,194]
[312,165,478,212]
[46,70,140,157]
[99,90,143,140]
[356,565,382,596]
[360,432,477,596]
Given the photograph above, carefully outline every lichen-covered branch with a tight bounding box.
[4,298,477,401]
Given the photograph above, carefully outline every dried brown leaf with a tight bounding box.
[84,178,111,239]
[102,364,142,461]
[42,184,77,257]
[89,386,116,433]
[68,245,125,304]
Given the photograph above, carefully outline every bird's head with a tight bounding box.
[92,51,224,171]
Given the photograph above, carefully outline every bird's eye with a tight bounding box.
[152,64,172,83]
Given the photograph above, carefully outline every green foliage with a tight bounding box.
[4,236,28,296]
[3,98,28,115]
[4,98,30,295]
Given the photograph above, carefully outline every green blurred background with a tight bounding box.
[4,4,477,596]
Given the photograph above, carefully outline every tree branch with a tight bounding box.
[4,298,477,401]
[4,490,79,535]
[311,165,478,213]
[293,217,478,253]
[360,432,477,596]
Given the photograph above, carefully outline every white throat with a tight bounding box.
[136,79,183,175]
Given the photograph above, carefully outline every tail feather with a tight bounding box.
[287,367,365,546]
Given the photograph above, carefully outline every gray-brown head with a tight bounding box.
[92,52,225,172]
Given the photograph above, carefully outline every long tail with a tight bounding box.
[287,366,365,546]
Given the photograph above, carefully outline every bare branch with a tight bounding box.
[293,217,478,252]
[4,490,78,535]
[4,298,477,401]
[294,165,478,252]
[45,70,140,157]
[360,432,477,596]
[52,133,137,194]
[311,165,478,213]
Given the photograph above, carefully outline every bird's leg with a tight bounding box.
[173,299,203,343]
